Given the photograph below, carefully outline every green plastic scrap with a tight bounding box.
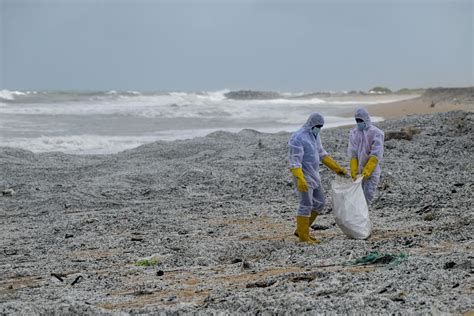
[135,258,159,267]
[352,252,407,266]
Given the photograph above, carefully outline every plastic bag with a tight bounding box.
[331,176,372,239]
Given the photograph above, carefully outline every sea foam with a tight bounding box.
[0,90,405,154]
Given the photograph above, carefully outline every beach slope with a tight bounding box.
[0,111,472,314]
[368,87,474,118]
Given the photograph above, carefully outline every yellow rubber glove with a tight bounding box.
[350,157,358,180]
[362,156,379,179]
[290,167,308,192]
[322,156,348,176]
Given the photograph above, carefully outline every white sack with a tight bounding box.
[331,176,372,239]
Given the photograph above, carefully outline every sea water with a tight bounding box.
[0,89,404,154]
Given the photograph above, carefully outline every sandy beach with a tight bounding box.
[0,89,473,314]
[367,88,474,119]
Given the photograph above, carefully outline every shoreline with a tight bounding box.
[361,88,474,119]
[367,96,473,119]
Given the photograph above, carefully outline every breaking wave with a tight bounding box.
[0,89,409,154]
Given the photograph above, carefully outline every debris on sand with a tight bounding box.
[1,188,15,196]
[352,252,407,266]
[0,111,472,315]
[385,126,421,141]
[135,255,160,267]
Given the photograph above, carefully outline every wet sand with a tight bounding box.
[368,97,473,118]
[367,87,474,119]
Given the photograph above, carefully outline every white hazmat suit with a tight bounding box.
[288,113,328,216]
[348,108,384,203]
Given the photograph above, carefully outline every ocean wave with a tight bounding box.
[253,97,326,105]
[0,92,327,118]
[125,90,141,95]
[0,88,411,108]
[0,90,398,124]
[329,100,403,105]
[276,115,355,126]
[0,89,28,101]
[0,135,161,155]
[0,129,266,154]
[0,128,285,154]
[0,114,385,155]
[224,90,282,100]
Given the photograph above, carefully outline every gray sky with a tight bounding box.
[1,0,473,91]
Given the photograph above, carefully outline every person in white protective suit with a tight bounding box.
[288,113,349,244]
[348,107,384,203]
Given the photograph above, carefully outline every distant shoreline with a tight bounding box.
[340,87,474,119]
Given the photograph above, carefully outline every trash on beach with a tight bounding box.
[2,189,15,196]
[50,273,65,282]
[246,279,276,288]
[443,261,456,269]
[135,255,160,267]
[391,291,407,302]
[352,252,407,266]
[385,126,421,141]
[70,275,83,286]
[310,224,330,231]
[331,176,372,239]
[423,212,436,221]
[4,249,18,256]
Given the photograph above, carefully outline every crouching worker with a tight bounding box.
[288,113,348,244]
[348,107,384,204]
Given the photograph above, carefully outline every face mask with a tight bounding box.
[312,127,320,136]
[357,122,366,130]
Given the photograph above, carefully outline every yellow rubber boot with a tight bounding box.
[362,156,378,179]
[309,210,319,226]
[350,157,358,180]
[294,211,319,242]
[296,216,319,244]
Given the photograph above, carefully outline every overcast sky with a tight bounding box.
[1,0,473,91]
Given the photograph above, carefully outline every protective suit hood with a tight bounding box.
[355,107,372,127]
[303,112,325,130]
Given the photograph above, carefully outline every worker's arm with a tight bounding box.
[322,155,348,176]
